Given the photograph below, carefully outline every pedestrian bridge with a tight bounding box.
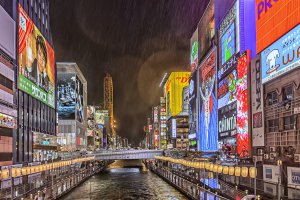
[92,150,163,160]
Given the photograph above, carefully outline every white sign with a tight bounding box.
[263,165,279,183]
[294,107,300,115]
[172,118,177,138]
[251,54,265,146]
[287,167,300,187]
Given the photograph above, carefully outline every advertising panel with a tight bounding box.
[189,72,197,139]
[218,102,237,139]
[261,24,300,84]
[217,69,237,109]
[18,5,55,108]
[182,86,189,115]
[236,51,250,158]
[221,23,236,65]
[172,118,176,138]
[198,0,215,61]
[95,110,108,125]
[190,29,198,72]
[57,73,76,120]
[87,106,95,119]
[251,54,264,146]
[256,0,300,53]
[199,48,218,151]
[287,167,300,187]
[75,76,84,123]
[0,5,15,59]
[263,164,279,183]
[218,1,240,67]
[165,72,190,118]
[0,113,16,129]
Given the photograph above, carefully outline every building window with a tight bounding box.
[0,73,13,90]
[268,119,279,132]
[284,116,295,130]
[268,91,278,105]
[283,85,293,101]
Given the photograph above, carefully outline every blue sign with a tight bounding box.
[221,23,236,65]
[292,171,300,185]
[261,24,300,84]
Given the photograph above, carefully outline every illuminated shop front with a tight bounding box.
[33,132,58,162]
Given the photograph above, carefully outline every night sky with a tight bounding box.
[50,0,209,146]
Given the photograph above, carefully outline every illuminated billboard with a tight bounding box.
[87,106,95,119]
[256,0,300,53]
[218,102,237,139]
[221,23,236,65]
[95,110,109,125]
[0,113,16,129]
[190,29,198,72]
[57,73,76,120]
[217,69,237,109]
[189,72,197,138]
[172,118,176,138]
[165,72,190,118]
[236,51,250,158]
[199,48,218,152]
[198,0,215,61]
[18,5,55,108]
[75,76,84,123]
[261,24,300,84]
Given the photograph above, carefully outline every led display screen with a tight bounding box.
[217,69,237,109]
[95,110,108,125]
[75,76,84,123]
[261,24,300,84]
[165,72,190,118]
[218,102,237,139]
[199,49,218,151]
[87,106,95,119]
[18,5,55,108]
[236,51,250,158]
[256,0,300,53]
[221,23,235,65]
[57,73,76,120]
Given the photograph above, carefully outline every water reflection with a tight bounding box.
[60,162,187,200]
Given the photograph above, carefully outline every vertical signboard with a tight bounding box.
[172,118,177,138]
[190,28,198,72]
[251,54,264,146]
[199,48,218,151]
[189,72,197,143]
[236,51,250,157]
[75,76,84,123]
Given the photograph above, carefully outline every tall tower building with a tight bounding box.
[103,73,114,137]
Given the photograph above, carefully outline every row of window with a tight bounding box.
[268,116,295,132]
[0,73,13,90]
[267,84,294,106]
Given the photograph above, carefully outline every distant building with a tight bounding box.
[57,62,87,151]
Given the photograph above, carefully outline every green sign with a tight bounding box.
[18,74,55,108]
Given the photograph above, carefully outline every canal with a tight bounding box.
[59,160,187,200]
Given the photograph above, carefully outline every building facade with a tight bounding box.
[57,62,87,151]
[16,0,56,164]
[103,73,114,138]
[0,1,17,166]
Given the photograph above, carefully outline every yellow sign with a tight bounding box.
[165,72,190,117]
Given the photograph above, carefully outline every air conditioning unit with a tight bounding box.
[270,153,277,159]
[264,154,269,160]
[294,154,300,163]
[270,146,276,152]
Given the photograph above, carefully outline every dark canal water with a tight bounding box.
[60,160,187,200]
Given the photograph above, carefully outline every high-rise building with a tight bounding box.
[0,1,17,166]
[103,73,115,137]
[15,0,56,164]
[57,62,87,151]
